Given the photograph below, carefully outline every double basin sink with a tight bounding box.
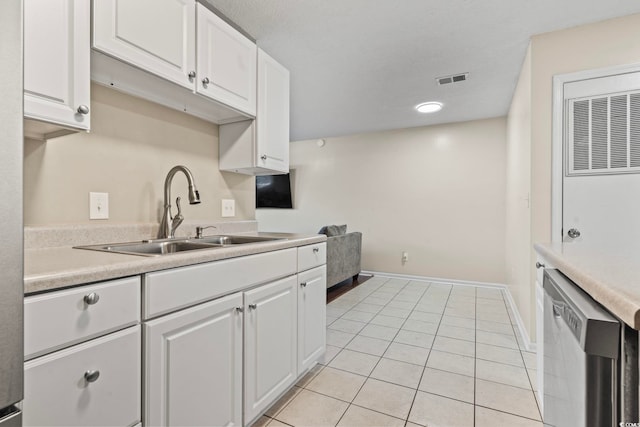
[76,235,284,257]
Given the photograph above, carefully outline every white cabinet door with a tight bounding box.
[92,0,196,90]
[24,0,90,130]
[145,293,243,427]
[219,50,290,175]
[196,3,256,116]
[244,275,297,423]
[297,265,327,373]
[23,326,141,427]
[256,48,290,173]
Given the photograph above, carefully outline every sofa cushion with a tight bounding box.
[319,224,347,237]
[326,224,347,237]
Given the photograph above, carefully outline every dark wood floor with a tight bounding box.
[326,274,373,303]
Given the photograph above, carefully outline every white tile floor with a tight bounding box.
[254,277,542,427]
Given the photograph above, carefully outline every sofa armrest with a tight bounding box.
[326,232,362,288]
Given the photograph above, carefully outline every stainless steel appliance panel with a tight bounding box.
[0,0,24,415]
[543,269,620,427]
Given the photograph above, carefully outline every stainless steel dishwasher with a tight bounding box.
[543,269,620,427]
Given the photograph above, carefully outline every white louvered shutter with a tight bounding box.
[567,91,640,175]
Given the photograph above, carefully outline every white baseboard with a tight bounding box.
[361,270,536,352]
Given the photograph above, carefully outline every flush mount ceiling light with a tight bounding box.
[415,102,443,114]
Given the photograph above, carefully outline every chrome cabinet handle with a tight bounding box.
[235,307,243,313]
[536,262,545,269]
[188,70,196,80]
[313,247,319,253]
[260,155,267,161]
[77,105,89,115]
[300,282,307,287]
[202,77,210,85]
[84,370,100,383]
[248,304,257,310]
[83,292,100,305]
[567,228,581,238]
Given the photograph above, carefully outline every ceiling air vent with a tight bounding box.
[437,73,469,85]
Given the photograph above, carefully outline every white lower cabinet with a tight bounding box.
[298,265,327,373]
[535,253,554,412]
[23,325,141,427]
[244,275,298,424]
[144,293,243,427]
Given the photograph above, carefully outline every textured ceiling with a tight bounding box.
[205,0,640,141]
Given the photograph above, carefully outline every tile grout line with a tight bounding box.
[500,288,543,420]
[403,282,453,426]
[333,277,412,427]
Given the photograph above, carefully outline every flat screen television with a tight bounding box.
[256,173,293,208]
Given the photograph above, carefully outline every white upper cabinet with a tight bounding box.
[92,0,257,120]
[92,0,196,90]
[256,49,290,172]
[24,0,90,136]
[196,3,256,116]
[219,49,290,175]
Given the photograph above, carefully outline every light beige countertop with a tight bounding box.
[535,241,640,329]
[25,232,326,295]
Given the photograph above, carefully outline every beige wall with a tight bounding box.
[530,12,640,252]
[24,84,255,225]
[504,13,640,341]
[258,117,507,284]
[505,45,533,336]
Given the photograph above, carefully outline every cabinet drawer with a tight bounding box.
[23,326,141,427]
[24,276,140,360]
[298,243,326,272]
[144,248,297,319]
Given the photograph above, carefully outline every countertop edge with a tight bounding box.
[534,243,640,329]
[25,234,326,295]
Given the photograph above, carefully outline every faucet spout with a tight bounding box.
[158,165,201,239]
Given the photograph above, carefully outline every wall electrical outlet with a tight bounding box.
[401,251,409,264]
[221,199,235,217]
[89,192,109,220]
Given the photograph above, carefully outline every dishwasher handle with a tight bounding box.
[543,268,620,359]
[552,300,564,318]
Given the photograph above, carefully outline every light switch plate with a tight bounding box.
[89,192,109,220]
[221,199,235,217]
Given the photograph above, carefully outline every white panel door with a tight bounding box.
[244,275,297,423]
[256,49,290,173]
[196,3,257,116]
[297,265,326,373]
[145,293,243,427]
[24,0,90,130]
[563,72,640,245]
[92,0,196,90]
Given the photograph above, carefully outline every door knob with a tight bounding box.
[567,228,581,239]
[77,105,89,115]
[188,70,196,80]
[202,77,210,86]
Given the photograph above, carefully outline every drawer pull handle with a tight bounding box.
[83,293,100,305]
[300,282,307,287]
[84,370,100,383]
[535,262,545,269]
[313,248,319,253]
[236,307,243,313]
[248,304,257,310]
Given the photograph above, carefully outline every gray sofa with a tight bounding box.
[319,225,362,289]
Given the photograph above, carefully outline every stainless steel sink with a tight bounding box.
[190,235,284,245]
[75,235,284,257]
[77,240,220,256]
